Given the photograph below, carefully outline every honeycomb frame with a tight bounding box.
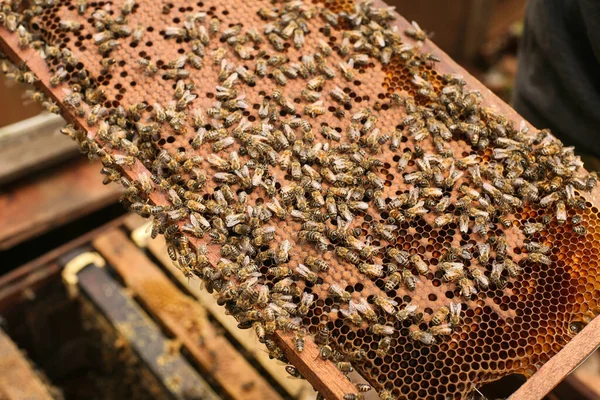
[1,0,600,399]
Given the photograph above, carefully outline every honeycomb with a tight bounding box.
[2,0,600,399]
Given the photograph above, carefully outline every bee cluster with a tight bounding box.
[2,0,600,398]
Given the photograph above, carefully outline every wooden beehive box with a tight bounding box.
[0,0,599,399]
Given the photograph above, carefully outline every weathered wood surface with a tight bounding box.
[0,329,54,400]
[76,263,220,400]
[93,229,284,400]
[0,113,76,184]
[0,159,122,250]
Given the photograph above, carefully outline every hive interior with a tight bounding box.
[2,0,600,399]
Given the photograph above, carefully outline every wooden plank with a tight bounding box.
[123,214,318,400]
[0,159,122,250]
[0,74,41,127]
[0,113,77,184]
[509,315,600,400]
[77,264,220,400]
[0,329,54,400]
[93,229,284,400]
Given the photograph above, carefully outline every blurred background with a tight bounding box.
[1,1,600,400]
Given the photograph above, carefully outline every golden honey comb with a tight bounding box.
[1,0,600,399]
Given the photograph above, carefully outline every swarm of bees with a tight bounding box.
[2,0,599,398]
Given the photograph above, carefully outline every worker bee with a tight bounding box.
[296,264,318,284]
[523,222,545,235]
[337,362,353,374]
[385,272,401,291]
[430,323,453,337]
[526,252,552,265]
[373,295,398,315]
[434,213,454,228]
[59,20,81,32]
[410,329,435,345]
[402,269,418,290]
[341,302,363,326]
[574,225,587,236]
[315,322,330,345]
[388,248,410,266]
[297,293,314,316]
[448,302,462,328]
[336,246,360,265]
[304,101,326,118]
[293,331,305,353]
[322,125,341,141]
[267,33,284,51]
[556,201,567,225]
[305,255,330,272]
[339,59,354,81]
[329,284,351,302]
[431,306,449,325]
[471,268,489,289]
[458,277,477,300]
[370,324,395,336]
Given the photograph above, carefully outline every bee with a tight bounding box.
[307,75,326,91]
[388,248,410,267]
[321,125,341,141]
[300,88,321,103]
[305,255,330,272]
[337,362,353,374]
[268,266,292,278]
[49,67,67,87]
[458,277,477,300]
[384,272,402,291]
[372,295,397,315]
[98,39,120,55]
[59,20,81,31]
[336,247,360,265]
[292,331,305,353]
[433,213,454,228]
[211,47,227,65]
[296,263,318,284]
[234,43,251,60]
[439,304,459,331]
[523,222,545,235]
[370,324,395,336]
[298,293,315,316]
[341,302,363,326]
[329,284,351,302]
[431,306,449,325]
[315,322,330,345]
[392,303,418,324]
[471,268,489,289]
[330,85,351,105]
[339,59,354,81]
[526,252,552,265]
[430,324,453,337]
[399,269,416,291]
[319,344,333,360]
[505,258,521,278]
[304,101,326,118]
[291,28,305,49]
[411,329,435,345]
[556,201,567,225]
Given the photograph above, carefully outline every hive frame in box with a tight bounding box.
[1,0,600,399]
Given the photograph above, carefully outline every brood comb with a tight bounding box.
[1,0,600,399]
